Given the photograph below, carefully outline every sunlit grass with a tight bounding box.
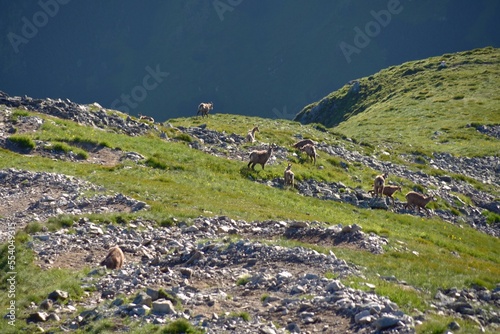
[0,49,499,333]
[297,47,500,158]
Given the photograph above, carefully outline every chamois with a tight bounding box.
[369,185,401,205]
[405,191,435,215]
[284,163,294,188]
[373,172,388,198]
[138,113,155,122]
[301,144,317,165]
[245,126,259,143]
[100,245,125,270]
[248,144,275,170]
[197,102,213,118]
[292,139,316,150]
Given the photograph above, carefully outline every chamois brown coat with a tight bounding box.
[404,191,435,215]
[284,163,294,188]
[248,145,274,170]
[301,144,317,165]
[292,139,316,150]
[197,102,213,118]
[373,172,388,198]
[369,185,401,205]
[245,126,259,143]
[100,246,125,270]
[138,114,155,122]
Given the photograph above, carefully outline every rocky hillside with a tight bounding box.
[0,53,500,334]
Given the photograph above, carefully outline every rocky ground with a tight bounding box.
[1,92,499,333]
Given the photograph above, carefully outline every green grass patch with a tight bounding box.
[236,274,251,286]
[296,47,500,158]
[8,135,35,150]
[483,211,500,225]
[229,311,251,322]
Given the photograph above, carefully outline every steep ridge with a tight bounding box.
[294,47,500,157]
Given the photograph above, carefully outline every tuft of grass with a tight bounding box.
[145,156,168,170]
[174,133,193,142]
[159,217,177,227]
[229,311,251,322]
[236,274,251,286]
[72,136,112,149]
[24,221,44,234]
[483,211,500,225]
[160,319,204,334]
[8,135,35,150]
[324,272,339,280]
[158,288,181,308]
[46,214,76,231]
[75,151,89,160]
[10,110,30,119]
[52,142,72,153]
[50,141,88,160]
[81,318,118,333]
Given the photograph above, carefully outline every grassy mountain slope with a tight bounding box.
[295,47,500,157]
[0,48,499,333]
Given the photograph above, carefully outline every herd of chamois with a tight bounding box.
[136,103,436,214]
[105,102,436,272]
[192,102,436,215]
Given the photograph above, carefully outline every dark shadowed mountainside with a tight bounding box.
[1,0,500,122]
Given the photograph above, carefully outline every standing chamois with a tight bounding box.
[248,144,275,170]
[197,102,213,118]
[284,163,294,188]
[405,191,436,215]
[373,172,388,198]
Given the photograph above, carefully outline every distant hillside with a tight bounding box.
[294,47,500,157]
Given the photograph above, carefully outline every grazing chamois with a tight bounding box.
[301,144,317,165]
[405,191,435,215]
[292,139,316,150]
[197,102,213,118]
